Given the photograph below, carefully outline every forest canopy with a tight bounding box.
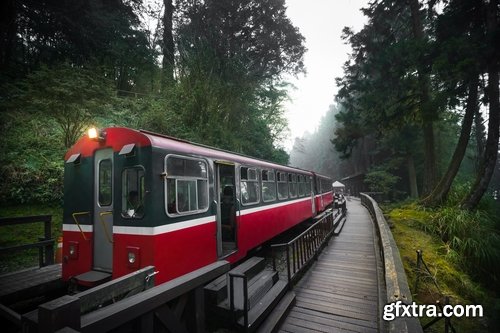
[327,0,499,210]
[0,0,305,204]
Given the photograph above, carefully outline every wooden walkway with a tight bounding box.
[0,264,64,305]
[279,198,384,333]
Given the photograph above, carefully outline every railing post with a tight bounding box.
[44,217,54,266]
[243,276,248,331]
[286,245,291,284]
[415,250,422,295]
[272,246,276,272]
[38,295,80,333]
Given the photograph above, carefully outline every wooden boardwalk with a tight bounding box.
[279,198,384,333]
[0,264,64,305]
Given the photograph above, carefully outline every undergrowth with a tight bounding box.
[0,204,63,274]
[384,195,500,332]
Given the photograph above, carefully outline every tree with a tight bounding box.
[166,0,305,162]
[334,0,439,197]
[0,0,156,94]
[162,0,175,86]
[422,78,479,206]
[11,64,114,147]
[409,0,438,195]
[462,0,500,210]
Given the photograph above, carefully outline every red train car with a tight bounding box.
[62,127,333,285]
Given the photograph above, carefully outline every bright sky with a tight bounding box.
[283,0,369,150]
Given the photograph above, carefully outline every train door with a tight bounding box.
[93,148,114,272]
[310,176,316,215]
[215,161,238,258]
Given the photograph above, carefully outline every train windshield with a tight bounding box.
[122,167,145,218]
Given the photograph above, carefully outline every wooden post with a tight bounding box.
[38,295,80,333]
[193,286,205,333]
[44,217,54,265]
[414,250,422,295]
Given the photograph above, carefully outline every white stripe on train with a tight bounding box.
[62,195,330,236]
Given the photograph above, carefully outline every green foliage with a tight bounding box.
[176,0,306,80]
[0,114,65,204]
[433,207,500,282]
[389,197,500,287]
[333,0,497,204]
[0,204,63,274]
[7,63,115,147]
[0,0,156,89]
[364,168,401,195]
[388,204,497,332]
[0,0,305,206]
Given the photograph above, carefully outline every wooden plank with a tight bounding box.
[0,239,54,254]
[294,295,376,320]
[287,308,377,333]
[77,265,155,314]
[280,321,322,333]
[38,295,80,333]
[294,285,378,304]
[292,306,378,329]
[237,280,288,330]
[0,264,64,305]
[0,215,51,226]
[285,316,355,333]
[256,291,295,333]
[294,290,377,312]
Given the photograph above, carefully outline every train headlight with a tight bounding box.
[128,252,136,264]
[88,127,98,139]
[126,246,140,269]
[68,241,79,259]
[88,127,106,142]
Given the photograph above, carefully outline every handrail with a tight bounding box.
[360,193,423,333]
[271,209,341,285]
[98,211,114,244]
[0,215,54,267]
[72,211,91,241]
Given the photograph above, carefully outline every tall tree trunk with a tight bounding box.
[162,0,175,87]
[474,105,486,169]
[422,76,479,206]
[462,0,499,210]
[409,0,438,196]
[407,154,419,198]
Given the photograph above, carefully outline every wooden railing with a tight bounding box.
[0,215,54,267]
[360,193,423,333]
[22,261,230,333]
[271,209,344,285]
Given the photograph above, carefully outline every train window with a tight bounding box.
[98,159,112,206]
[321,178,330,193]
[298,175,305,197]
[240,166,259,205]
[122,167,145,218]
[288,174,297,198]
[165,156,209,216]
[277,172,288,200]
[305,176,312,196]
[261,169,276,202]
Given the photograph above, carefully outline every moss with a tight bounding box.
[387,205,492,332]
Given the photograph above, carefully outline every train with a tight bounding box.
[61,127,333,286]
